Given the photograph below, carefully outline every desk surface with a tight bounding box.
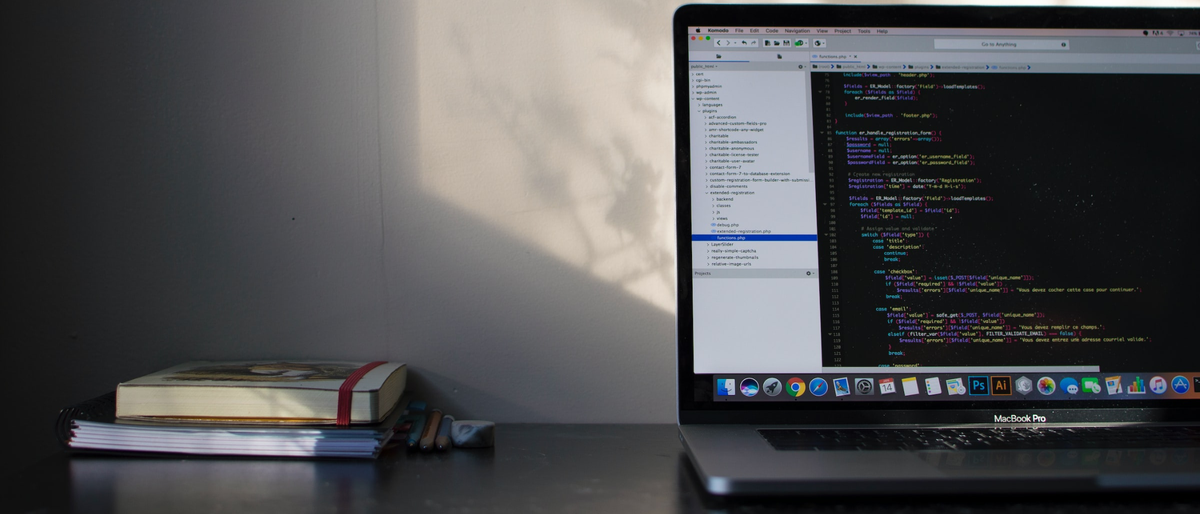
[7,424,1200,514]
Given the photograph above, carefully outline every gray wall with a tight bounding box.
[9,0,1186,472]
[7,0,681,471]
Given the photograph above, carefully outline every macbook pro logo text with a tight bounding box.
[994,414,1048,423]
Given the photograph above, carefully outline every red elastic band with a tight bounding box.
[337,361,387,426]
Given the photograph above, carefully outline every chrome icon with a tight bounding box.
[787,377,806,397]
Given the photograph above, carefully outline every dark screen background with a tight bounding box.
[812,72,1200,371]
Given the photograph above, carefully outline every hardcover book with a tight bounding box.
[115,361,406,424]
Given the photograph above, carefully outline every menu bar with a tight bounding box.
[689,27,1200,38]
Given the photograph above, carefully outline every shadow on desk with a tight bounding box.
[11,455,396,514]
[8,425,1200,514]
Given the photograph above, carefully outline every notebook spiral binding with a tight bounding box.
[55,392,117,447]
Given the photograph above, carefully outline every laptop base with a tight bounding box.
[680,425,1200,496]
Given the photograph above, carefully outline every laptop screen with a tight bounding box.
[675,6,1200,419]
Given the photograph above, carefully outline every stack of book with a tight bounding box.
[57,361,408,459]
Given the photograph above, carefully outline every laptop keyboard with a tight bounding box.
[760,427,1200,451]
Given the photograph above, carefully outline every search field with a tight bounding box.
[935,39,1069,51]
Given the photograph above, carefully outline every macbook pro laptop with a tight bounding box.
[673,4,1200,495]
